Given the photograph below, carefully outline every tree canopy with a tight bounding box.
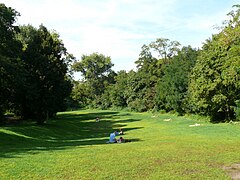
[72,53,116,108]
[0,3,22,120]
[188,5,240,121]
[16,24,73,124]
[0,3,73,124]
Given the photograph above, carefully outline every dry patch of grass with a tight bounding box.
[223,163,240,180]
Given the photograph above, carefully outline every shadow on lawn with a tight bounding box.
[0,111,143,158]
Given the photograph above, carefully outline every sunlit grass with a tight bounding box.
[1,110,240,179]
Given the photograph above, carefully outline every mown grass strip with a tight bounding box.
[0,110,240,179]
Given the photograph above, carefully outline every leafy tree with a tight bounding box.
[235,100,240,120]
[188,5,240,121]
[155,46,198,114]
[126,39,181,112]
[70,80,90,108]
[133,45,160,111]
[72,53,116,108]
[17,24,73,124]
[0,3,22,120]
[124,70,147,111]
[102,70,128,109]
[149,38,181,64]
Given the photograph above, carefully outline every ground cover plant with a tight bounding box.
[1,110,240,179]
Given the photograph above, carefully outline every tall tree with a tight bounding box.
[149,38,181,64]
[127,39,181,112]
[17,25,73,124]
[188,5,240,121]
[133,45,160,111]
[72,53,115,107]
[103,70,128,109]
[70,80,90,108]
[155,46,198,114]
[0,3,22,120]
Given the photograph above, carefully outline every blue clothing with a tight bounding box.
[109,133,116,143]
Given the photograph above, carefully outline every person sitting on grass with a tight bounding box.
[119,128,124,135]
[109,131,117,143]
[96,117,100,122]
[117,137,125,143]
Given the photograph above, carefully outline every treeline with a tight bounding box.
[0,4,73,124]
[1,3,240,124]
[71,5,240,122]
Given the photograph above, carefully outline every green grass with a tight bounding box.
[1,110,240,179]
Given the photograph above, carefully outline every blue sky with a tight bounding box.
[2,0,239,77]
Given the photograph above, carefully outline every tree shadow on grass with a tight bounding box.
[115,118,141,123]
[0,111,143,158]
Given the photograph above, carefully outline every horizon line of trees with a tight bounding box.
[71,5,240,122]
[1,3,240,124]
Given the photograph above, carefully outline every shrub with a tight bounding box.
[235,100,240,121]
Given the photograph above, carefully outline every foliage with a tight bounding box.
[0,4,22,120]
[82,38,183,112]
[149,38,181,63]
[122,70,147,112]
[16,25,73,124]
[72,53,116,108]
[155,46,198,114]
[188,5,240,121]
[111,38,181,112]
[108,70,128,108]
[234,100,240,120]
[70,80,90,108]
[73,53,115,95]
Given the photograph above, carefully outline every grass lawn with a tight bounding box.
[1,110,240,179]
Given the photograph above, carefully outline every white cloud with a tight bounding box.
[2,0,238,74]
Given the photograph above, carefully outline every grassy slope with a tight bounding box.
[0,110,240,179]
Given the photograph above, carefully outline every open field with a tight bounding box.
[1,110,240,179]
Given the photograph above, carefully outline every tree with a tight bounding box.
[149,38,181,63]
[155,46,198,114]
[102,70,128,109]
[133,45,160,111]
[17,24,73,124]
[72,53,116,107]
[70,80,90,108]
[126,39,181,112]
[0,3,22,120]
[188,5,240,121]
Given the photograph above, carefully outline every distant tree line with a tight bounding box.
[1,3,240,124]
[71,5,240,122]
